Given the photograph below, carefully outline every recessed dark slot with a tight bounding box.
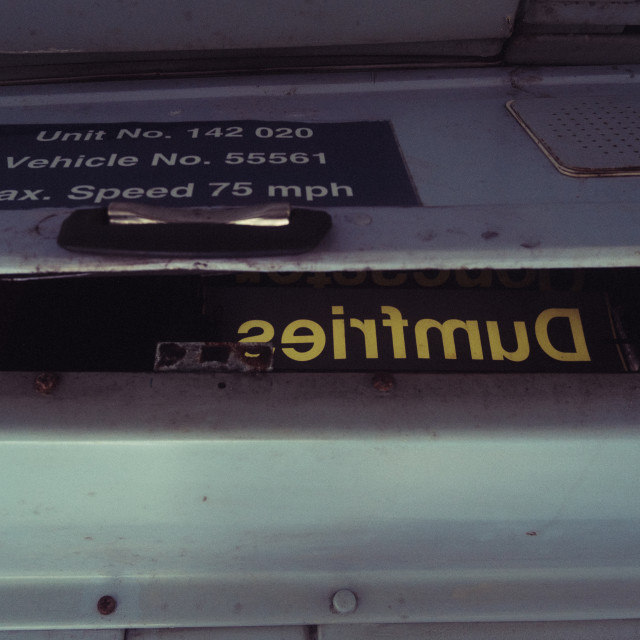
[200,344,231,363]
[156,343,187,368]
[0,269,637,373]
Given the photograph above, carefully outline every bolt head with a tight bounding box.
[34,372,59,395]
[97,595,117,615]
[331,589,358,614]
[372,373,395,392]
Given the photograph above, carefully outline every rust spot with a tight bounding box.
[156,343,186,368]
[372,373,395,392]
[34,372,59,395]
[481,231,499,240]
[202,496,208,502]
[97,595,117,615]
[202,342,273,371]
[418,231,437,242]
[235,343,273,371]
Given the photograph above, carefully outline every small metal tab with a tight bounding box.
[507,97,640,177]
[107,202,291,227]
[154,341,274,373]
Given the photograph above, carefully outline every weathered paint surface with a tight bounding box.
[155,342,274,372]
[0,67,638,274]
[523,0,640,25]
[0,0,518,53]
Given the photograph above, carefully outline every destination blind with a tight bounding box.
[185,286,628,373]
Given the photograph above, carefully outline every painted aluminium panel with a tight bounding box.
[0,0,517,53]
[0,66,639,274]
[0,372,639,628]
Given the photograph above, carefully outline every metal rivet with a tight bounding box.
[34,372,59,395]
[372,373,395,392]
[331,589,358,614]
[97,595,117,615]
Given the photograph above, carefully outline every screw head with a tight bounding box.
[34,372,59,395]
[97,595,117,615]
[331,589,358,614]
[372,373,395,392]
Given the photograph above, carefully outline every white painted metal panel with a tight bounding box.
[0,633,122,640]
[0,66,639,274]
[0,0,518,53]
[129,628,306,640]
[0,372,639,628]
[320,620,640,640]
[522,0,640,26]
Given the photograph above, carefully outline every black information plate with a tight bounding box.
[199,287,626,373]
[0,120,420,209]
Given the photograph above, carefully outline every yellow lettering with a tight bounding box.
[267,272,302,285]
[238,320,275,344]
[372,271,407,286]
[281,319,326,361]
[495,270,536,289]
[381,306,408,358]
[349,318,379,358]
[415,319,483,359]
[455,270,492,288]
[538,269,585,292]
[535,308,590,361]
[305,272,332,288]
[333,271,366,286]
[487,321,530,361]
[332,306,347,359]
[237,319,275,359]
[413,270,450,287]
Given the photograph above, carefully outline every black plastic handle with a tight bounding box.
[57,207,331,258]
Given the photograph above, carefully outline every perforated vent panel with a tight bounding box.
[507,97,640,177]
